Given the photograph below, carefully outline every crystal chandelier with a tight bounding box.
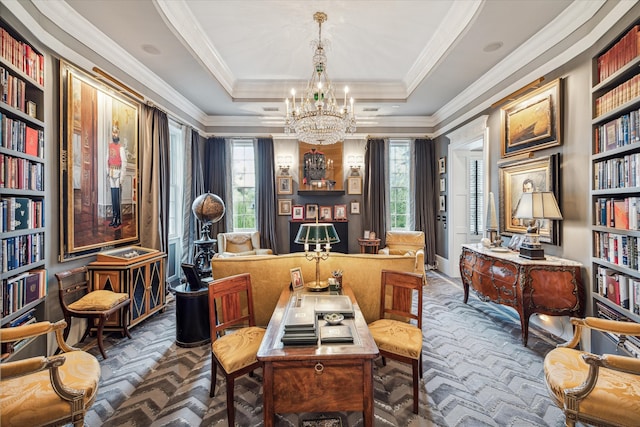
[284,12,356,145]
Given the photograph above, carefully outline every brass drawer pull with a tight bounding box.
[314,362,324,375]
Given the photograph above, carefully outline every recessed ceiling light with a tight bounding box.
[141,44,161,55]
[392,105,400,109]
[483,41,503,53]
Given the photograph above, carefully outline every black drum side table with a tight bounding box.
[174,284,211,347]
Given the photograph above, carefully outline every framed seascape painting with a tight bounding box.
[498,154,560,245]
[59,62,140,260]
[501,78,562,158]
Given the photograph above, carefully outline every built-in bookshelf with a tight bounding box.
[591,21,640,358]
[0,18,47,362]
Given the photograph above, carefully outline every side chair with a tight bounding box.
[208,273,265,426]
[0,320,101,427]
[368,269,424,414]
[55,266,132,359]
[544,317,640,426]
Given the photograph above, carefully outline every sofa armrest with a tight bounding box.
[256,249,273,255]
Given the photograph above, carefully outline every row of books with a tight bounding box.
[596,24,640,84]
[595,266,640,314]
[593,154,640,190]
[593,231,640,270]
[594,73,640,118]
[593,108,640,153]
[595,301,640,359]
[0,232,44,273]
[0,26,44,85]
[1,197,44,232]
[1,112,44,157]
[0,153,44,190]
[594,197,640,230]
[1,268,46,318]
[1,66,28,113]
[0,308,38,361]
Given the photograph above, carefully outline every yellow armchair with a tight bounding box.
[216,231,273,257]
[378,230,426,281]
[0,320,101,427]
[544,317,640,427]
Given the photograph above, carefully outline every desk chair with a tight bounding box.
[55,266,131,359]
[0,320,101,427]
[544,317,640,426]
[368,269,424,413]
[208,273,265,426]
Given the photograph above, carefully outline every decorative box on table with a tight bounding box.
[88,246,167,329]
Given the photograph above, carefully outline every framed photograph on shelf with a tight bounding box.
[305,203,318,220]
[347,176,362,194]
[292,205,305,221]
[278,199,292,216]
[350,201,360,214]
[290,267,304,292]
[319,206,333,221]
[438,157,446,174]
[499,154,560,244]
[501,78,562,158]
[334,204,347,221]
[277,176,293,194]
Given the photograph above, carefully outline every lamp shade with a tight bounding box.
[514,192,563,220]
[294,223,340,245]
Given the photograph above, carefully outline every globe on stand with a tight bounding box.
[191,193,225,276]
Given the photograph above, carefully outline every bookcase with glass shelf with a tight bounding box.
[0,18,48,362]
[591,20,640,358]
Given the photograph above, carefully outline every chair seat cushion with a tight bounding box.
[368,319,422,359]
[68,290,128,311]
[212,326,265,373]
[0,351,100,426]
[544,347,640,426]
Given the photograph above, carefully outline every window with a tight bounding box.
[168,121,184,238]
[389,139,411,230]
[468,155,484,235]
[231,139,256,231]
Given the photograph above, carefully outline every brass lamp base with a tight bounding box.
[519,246,545,260]
[306,280,329,291]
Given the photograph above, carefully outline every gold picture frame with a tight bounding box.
[501,78,562,158]
[347,176,362,195]
[278,199,292,216]
[59,61,140,260]
[277,176,293,194]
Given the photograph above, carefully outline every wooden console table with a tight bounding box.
[459,244,584,346]
[358,238,381,254]
[257,284,378,426]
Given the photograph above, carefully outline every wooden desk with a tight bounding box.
[459,244,584,346]
[257,285,378,426]
[358,238,381,254]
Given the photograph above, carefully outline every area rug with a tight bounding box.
[82,271,567,426]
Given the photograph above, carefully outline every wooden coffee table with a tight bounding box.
[257,284,379,426]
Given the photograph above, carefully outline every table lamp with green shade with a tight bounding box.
[294,222,340,290]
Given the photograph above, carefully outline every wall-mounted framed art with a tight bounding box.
[320,206,333,221]
[498,154,560,245]
[305,203,318,220]
[334,204,347,221]
[438,157,446,174]
[59,61,140,260]
[278,199,292,216]
[439,195,446,211]
[292,205,304,221]
[347,176,362,194]
[350,201,360,214]
[439,178,446,192]
[501,78,562,158]
[277,176,293,194]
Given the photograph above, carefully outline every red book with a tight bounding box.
[606,273,621,305]
[24,126,38,157]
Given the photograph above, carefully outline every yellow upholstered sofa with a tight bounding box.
[378,230,426,279]
[216,231,273,257]
[211,252,418,326]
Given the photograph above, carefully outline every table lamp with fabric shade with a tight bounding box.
[294,223,340,289]
[513,191,562,260]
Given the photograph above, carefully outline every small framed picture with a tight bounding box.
[278,199,292,216]
[438,157,446,174]
[305,203,318,220]
[292,205,305,221]
[334,204,347,220]
[277,176,293,194]
[347,176,362,194]
[319,206,333,221]
[364,230,370,239]
[439,195,446,211]
[26,101,37,118]
[439,178,446,192]
[350,201,360,214]
[290,267,304,292]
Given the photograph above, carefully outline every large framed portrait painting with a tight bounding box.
[60,62,140,260]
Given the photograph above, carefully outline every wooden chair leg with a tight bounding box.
[122,304,132,339]
[226,375,235,426]
[419,354,423,379]
[210,359,218,397]
[96,316,108,359]
[412,358,419,414]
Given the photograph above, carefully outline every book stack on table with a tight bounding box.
[281,302,318,346]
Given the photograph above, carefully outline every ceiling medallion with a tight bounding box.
[284,11,356,145]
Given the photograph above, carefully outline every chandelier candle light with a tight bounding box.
[284,12,356,145]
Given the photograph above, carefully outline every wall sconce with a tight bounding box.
[347,155,363,176]
[277,155,293,176]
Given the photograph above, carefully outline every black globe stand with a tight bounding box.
[193,223,216,278]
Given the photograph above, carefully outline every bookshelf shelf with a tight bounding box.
[591,20,640,358]
[0,17,48,361]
